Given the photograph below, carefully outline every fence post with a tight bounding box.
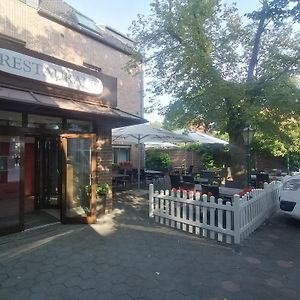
[149,184,154,218]
[233,195,241,244]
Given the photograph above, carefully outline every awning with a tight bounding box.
[0,86,146,126]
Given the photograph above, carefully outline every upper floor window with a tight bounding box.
[28,114,62,130]
[75,12,100,34]
[67,119,93,133]
[0,110,22,127]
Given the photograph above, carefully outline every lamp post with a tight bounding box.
[242,126,254,187]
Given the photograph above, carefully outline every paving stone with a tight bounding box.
[280,288,299,299]
[15,278,35,290]
[78,288,99,298]
[245,256,261,264]
[63,275,83,288]
[13,290,32,300]
[45,283,66,296]
[111,282,131,296]
[0,194,300,300]
[1,277,22,288]
[221,281,241,293]
[277,260,293,268]
[61,286,82,299]
[265,278,284,288]
[165,290,186,300]
[95,280,113,293]
[30,281,51,293]
[0,287,12,300]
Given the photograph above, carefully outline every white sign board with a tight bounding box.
[0,48,103,95]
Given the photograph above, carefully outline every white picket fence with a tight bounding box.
[149,181,281,244]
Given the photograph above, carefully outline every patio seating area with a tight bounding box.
[111,163,287,212]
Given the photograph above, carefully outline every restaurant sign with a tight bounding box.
[0,48,103,95]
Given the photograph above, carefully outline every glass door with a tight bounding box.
[61,134,96,224]
[0,136,23,235]
[36,137,60,208]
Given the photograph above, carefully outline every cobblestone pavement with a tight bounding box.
[0,190,300,300]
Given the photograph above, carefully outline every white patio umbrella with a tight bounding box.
[144,141,179,149]
[175,129,228,145]
[112,123,192,189]
[175,129,228,172]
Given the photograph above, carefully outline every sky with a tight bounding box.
[66,0,261,122]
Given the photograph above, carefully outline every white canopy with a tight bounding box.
[112,123,192,189]
[113,123,193,144]
[144,141,179,149]
[175,129,228,145]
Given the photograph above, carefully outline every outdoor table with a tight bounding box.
[195,184,242,201]
[144,170,165,184]
[219,187,243,199]
[112,173,130,187]
[144,170,164,177]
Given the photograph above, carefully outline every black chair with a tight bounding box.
[131,168,138,183]
[180,181,195,191]
[180,175,195,190]
[187,165,194,175]
[201,184,220,199]
[182,175,195,183]
[255,173,269,188]
[169,174,181,189]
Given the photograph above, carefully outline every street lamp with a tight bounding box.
[242,126,254,187]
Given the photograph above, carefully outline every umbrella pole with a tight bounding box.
[184,142,187,175]
[137,135,141,190]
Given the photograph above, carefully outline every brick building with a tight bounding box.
[0,0,145,235]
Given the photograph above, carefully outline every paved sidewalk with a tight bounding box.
[0,190,300,299]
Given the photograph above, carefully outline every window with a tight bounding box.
[28,114,62,130]
[112,147,130,164]
[75,12,99,34]
[67,119,93,133]
[0,110,22,127]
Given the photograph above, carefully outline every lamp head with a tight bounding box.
[242,126,254,145]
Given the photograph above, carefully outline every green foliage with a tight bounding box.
[289,153,300,171]
[84,184,91,197]
[130,0,300,178]
[83,183,110,197]
[96,183,110,196]
[145,150,172,171]
[187,143,229,169]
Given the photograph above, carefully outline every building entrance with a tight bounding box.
[0,131,97,235]
[24,136,61,229]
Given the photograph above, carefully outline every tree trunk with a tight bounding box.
[225,97,247,187]
[228,131,246,188]
[247,0,268,81]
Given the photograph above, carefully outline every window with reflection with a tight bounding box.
[28,114,62,130]
[0,110,22,127]
[113,147,130,164]
[67,119,93,133]
[0,136,21,230]
[66,138,92,217]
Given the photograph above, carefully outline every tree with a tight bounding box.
[130,0,300,185]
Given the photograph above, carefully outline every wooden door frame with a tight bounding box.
[60,133,96,224]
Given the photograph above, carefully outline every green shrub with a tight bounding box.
[145,150,171,171]
[96,183,110,196]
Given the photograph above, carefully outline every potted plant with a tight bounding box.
[96,183,110,216]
